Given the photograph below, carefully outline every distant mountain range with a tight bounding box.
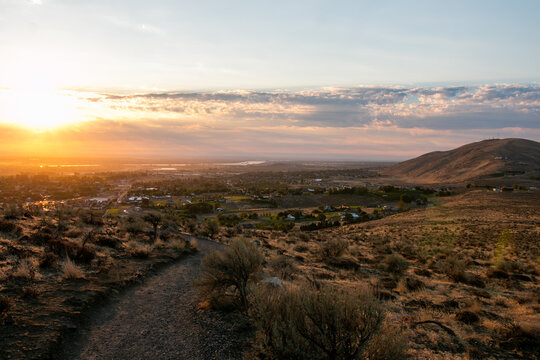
[382,138,540,183]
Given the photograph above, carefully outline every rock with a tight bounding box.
[262,276,283,288]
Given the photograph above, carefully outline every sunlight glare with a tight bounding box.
[0,89,82,131]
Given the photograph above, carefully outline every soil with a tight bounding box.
[55,237,252,360]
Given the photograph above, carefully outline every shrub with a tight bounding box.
[61,257,84,280]
[402,276,424,291]
[39,252,58,268]
[125,219,145,235]
[3,204,23,220]
[248,283,406,360]
[28,231,54,245]
[93,235,121,249]
[144,212,162,242]
[75,244,97,264]
[268,255,297,280]
[200,219,220,239]
[129,243,152,258]
[0,219,22,235]
[440,255,467,282]
[383,254,409,276]
[320,238,349,259]
[22,286,40,298]
[195,237,263,310]
[294,244,309,252]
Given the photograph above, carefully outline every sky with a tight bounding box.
[0,0,539,160]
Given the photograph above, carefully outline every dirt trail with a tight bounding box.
[56,237,249,360]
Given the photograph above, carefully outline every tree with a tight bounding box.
[144,213,162,242]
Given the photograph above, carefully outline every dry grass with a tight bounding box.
[215,190,540,359]
[11,258,41,280]
[60,257,85,280]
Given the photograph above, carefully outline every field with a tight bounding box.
[214,190,540,359]
[0,165,539,359]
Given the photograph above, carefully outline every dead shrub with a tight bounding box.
[47,238,79,257]
[455,310,479,324]
[0,296,13,320]
[129,243,152,258]
[75,244,97,264]
[365,320,409,360]
[268,255,297,280]
[247,283,406,360]
[328,255,360,270]
[79,210,104,226]
[39,252,58,268]
[28,231,54,245]
[3,204,23,220]
[383,254,409,276]
[93,235,121,249]
[21,286,40,298]
[403,276,424,291]
[195,237,263,311]
[440,255,467,282]
[294,244,309,252]
[320,238,349,259]
[0,219,22,235]
[47,238,96,264]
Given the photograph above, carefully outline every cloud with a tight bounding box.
[87,84,540,130]
[1,84,539,160]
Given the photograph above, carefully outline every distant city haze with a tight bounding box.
[0,0,538,160]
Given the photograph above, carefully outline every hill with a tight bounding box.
[382,138,540,183]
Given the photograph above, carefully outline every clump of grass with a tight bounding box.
[11,258,41,280]
[383,254,409,276]
[130,244,152,258]
[61,257,85,280]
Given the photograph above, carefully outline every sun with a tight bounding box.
[0,88,82,131]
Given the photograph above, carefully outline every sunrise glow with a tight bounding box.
[0,89,82,131]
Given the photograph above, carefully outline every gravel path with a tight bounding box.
[56,237,250,360]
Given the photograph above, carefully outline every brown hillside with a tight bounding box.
[382,138,540,183]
